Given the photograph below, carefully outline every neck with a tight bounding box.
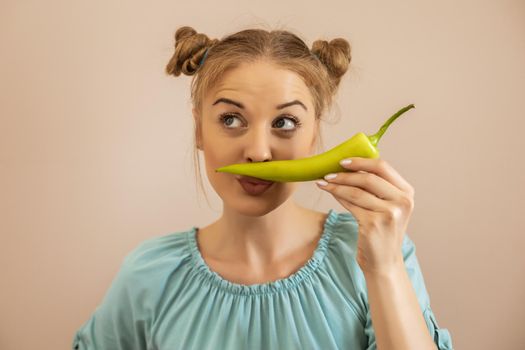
[208,200,321,268]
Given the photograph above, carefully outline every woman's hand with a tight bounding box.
[316,157,415,276]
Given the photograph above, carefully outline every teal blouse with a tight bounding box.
[72,209,453,349]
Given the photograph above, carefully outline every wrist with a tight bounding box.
[362,258,405,281]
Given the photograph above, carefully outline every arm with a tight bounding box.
[317,157,453,349]
[363,235,453,350]
[317,157,450,350]
[364,260,437,350]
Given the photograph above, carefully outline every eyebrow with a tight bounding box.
[212,97,308,111]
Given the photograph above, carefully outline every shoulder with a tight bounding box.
[326,210,360,252]
[323,210,363,287]
[105,228,197,314]
[123,228,195,272]
[114,227,196,296]
[72,229,196,348]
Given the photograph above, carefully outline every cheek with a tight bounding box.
[202,144,235,170]
[203,154,222,186]
[201,148,236,190]
[282,137,316,159]
[282,123,318,157]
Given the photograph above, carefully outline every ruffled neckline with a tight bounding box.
[186,208,340,296]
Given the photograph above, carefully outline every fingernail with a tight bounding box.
[340,159,352,166]
[324,173,337,180]
[316,180,328,186]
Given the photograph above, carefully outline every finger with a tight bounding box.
[334,196,370,222]
[318,182,386,212]
[339,157,414,195]
[323,171,402,201]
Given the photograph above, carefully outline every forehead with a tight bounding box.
[207,61,312,106]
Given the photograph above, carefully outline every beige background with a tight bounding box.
[1,0,524,349]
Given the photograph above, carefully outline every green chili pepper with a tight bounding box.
[215,104,415,182]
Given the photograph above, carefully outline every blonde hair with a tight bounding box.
[165,26,351,207]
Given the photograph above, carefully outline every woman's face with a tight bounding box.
[193,60,320,216]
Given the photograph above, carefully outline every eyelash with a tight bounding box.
[219,112,302,133]
[218,113,302,133]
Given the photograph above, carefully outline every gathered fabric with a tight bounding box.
[72,208,453,350]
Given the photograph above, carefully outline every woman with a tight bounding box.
[72,26,453,349]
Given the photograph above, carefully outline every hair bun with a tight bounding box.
[175,26,198,42]
[165,26,218,77]
[311,38,351,85]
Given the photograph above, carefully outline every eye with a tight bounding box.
[273,115,302,133]
[218,113,303,133]
[219,113,244,128]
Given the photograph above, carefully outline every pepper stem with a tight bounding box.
[367,104,415,147]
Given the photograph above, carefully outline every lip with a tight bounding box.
[236,177,274,195]
[236,175,274,185]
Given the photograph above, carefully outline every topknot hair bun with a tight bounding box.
[311,38,351,85]
[165,26,218,76]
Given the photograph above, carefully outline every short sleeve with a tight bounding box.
[71,254,151,350]
[364,234,454,350]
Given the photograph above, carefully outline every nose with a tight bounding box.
[243,129,272,163]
